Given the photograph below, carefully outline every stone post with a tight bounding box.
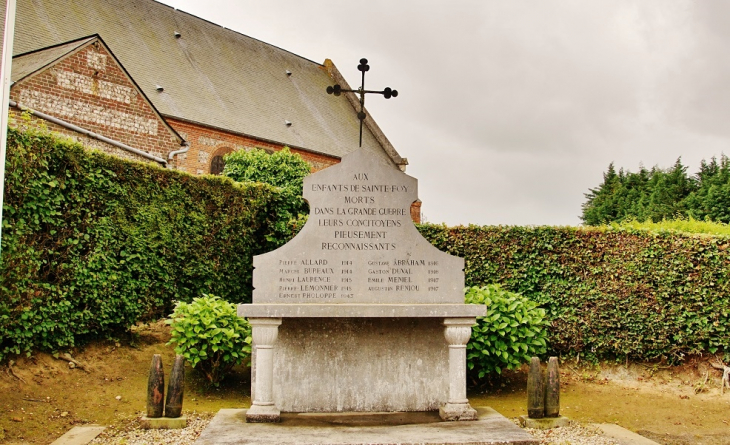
[146,354,164,418]
[246,318,282,423]
[439,317,478,421]
[527,357,545,418]
[545,357,560,418]
[164,355,185,418]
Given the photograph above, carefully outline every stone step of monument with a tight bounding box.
[195,407,538,445]
[591,424,661,445]
[50,425,106,445]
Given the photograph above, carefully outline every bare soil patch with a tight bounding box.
[472,358,730,445]
[0,321,249,444]
[1,323,729,444]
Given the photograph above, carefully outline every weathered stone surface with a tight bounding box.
[164,355,185,418]
[518,415,570,430]
[545,357,560,418]
[527,357,544,419]
[439,403,479,421]
[240,148,484,418]
[239,303,484,318]
[140,415,188,429]
[245,405,281,423]
[269,318,449,412]
[195,408,539,444]
[252,148,464,305]
[49,425,105,445]
[592,423,662,444]
[146,354,164,418]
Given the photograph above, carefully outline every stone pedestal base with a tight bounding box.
[439,403,478,421]
[245,404,281,423]
[518,415,570,429]
[140,415,187,429]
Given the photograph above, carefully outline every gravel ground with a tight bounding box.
[88,413,622,445]
[89,412,213,445]
[524,423,621,445]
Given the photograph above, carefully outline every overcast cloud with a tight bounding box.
[157,0,729,226]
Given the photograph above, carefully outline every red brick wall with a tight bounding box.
[8,41,422,221]
[10,41,181,161]
[166,118,338,174]
[168,119,422,223]
[8,109,158,164]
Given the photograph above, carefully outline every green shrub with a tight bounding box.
[223,147,311,250]
[166,295,251,385]
[0,128,289,362]
[420,224,730,362]
[465,285,548,376]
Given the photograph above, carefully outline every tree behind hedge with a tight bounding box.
[582,156,730,225]
[223,147,311,250]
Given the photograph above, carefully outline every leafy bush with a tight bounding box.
[223,148,311,249]
[465,285,548,376]
[166,295,251,385]
[0,128,286,361]
[420,224,730,362]
[222,147,311,189]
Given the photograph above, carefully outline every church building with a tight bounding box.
[5,0,421,220]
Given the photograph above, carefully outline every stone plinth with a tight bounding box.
[239,148,485,422]
[239,305,485,415]
[140,415,188,429]
[194,408,540,444]
[518,415,570,429]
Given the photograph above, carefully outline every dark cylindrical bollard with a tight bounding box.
[527,357,544,419]
[164,355,185,418]
[545,357,560,417]
[147,354,165,418]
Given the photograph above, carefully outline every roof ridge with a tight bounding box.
[12,34,98,59]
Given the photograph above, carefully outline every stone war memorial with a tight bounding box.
[238,147,486,422]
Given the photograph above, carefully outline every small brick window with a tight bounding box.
[209,146,233,175]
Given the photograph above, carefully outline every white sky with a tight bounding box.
[157,0,729,226]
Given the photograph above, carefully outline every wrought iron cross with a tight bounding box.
[326,58,398,147]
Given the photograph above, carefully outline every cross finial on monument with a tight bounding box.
[326,58,398,147]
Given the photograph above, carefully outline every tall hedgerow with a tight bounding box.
[0,128,283,360]
[419,224,730,363]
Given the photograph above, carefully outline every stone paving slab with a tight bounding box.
[592,424,661,445]
[50,425,105,445]
[195,407,538,445]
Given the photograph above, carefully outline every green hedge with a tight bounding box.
[3,127,730,365]
[419,224,730,362]
[0,128,282,359]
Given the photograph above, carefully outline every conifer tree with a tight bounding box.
[581,156,730,225]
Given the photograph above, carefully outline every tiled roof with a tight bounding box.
[11,36,95,83]
[11,34,185,147]
[11,0,403,164]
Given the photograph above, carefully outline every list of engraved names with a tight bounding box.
[275,172,443,301]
